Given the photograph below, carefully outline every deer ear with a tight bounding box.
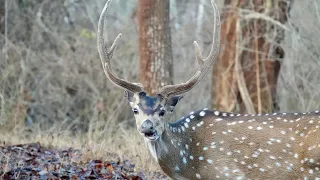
[124,90,135,102]
[166,96,183,112]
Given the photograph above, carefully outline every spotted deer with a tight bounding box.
[98,0,320,179]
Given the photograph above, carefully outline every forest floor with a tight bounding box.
[0,135,169,179]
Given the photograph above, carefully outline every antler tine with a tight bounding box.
[98,0,143,93]
[158,0,220,98]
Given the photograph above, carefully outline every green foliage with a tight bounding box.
[80,29,96,40]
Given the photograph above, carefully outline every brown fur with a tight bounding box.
[154,110,320,179]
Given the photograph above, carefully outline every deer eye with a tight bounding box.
[159,110,166,117]
[133,108,139,115]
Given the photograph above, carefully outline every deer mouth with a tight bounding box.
[144,130,159,141]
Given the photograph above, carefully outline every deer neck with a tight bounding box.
[145,121,190,179]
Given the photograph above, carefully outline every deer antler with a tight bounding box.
[158,0,220,98]
[97,0,143,93]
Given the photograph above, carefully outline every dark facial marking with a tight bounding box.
[137,94,163,115]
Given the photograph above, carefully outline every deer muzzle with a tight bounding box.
[140,119,159,140]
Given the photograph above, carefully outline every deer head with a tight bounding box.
[98,0,219,153]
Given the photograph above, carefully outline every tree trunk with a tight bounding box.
[211,0,291,113]
[138,0,173,95]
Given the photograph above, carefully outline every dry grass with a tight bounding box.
[1,0,320,175]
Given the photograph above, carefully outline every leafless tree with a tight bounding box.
[211,0,291,114]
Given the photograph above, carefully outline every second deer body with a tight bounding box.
[97,0,320,179]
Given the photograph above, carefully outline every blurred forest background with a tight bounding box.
[1,0,320,173]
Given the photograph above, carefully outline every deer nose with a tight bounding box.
[140,119,154,134]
